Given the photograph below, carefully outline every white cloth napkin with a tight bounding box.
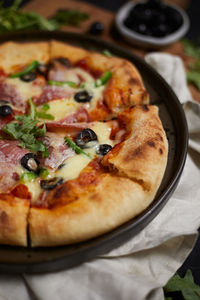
[1,53,200,300]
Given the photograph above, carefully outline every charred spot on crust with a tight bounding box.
[89,193,102,202]
[147,140,155,148]
[0,211,8,224]
[142,105,149,112]
[156,132,164,142]
[124,146,143,162]
[159,148,163,155]
[53,184,70,199]
[128,77,140,86]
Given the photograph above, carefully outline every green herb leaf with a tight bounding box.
[48,80,77,88]
[10,61,38,78]
[20,171,37,182]
[79,82,86,88]
[164,270,200,300]
[64,137,91,158]
[182,39,200,59]
[36,111,55,120]
[103,49,112,57]
[0,2,89,33]
[50,9,89,27]
[42,103,50,111]
[187,71,200,90]
[3,99,49,157]
[95,71,112,87]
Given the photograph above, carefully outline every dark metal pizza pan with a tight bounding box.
[0,31,188,273]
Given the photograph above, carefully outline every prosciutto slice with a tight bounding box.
[0,80,27,112]
[39,132,75,170]
[33,85,74,105]
[0,140,29,193]
[0,140,29,164]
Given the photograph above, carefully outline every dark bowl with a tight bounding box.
[0,31,188,273]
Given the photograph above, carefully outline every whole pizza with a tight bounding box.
[0,40,168,247]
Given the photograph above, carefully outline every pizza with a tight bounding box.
[0,40,168,247]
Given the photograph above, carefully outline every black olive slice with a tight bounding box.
[0,105,12,117]
[40,177,64,190]
[74,90,93,103]
[0,100,9,106]
[37,63,49,77]
[21,153,39,173]
[88,22,104,35]
[75,128,98,149]
[54,57,71,67]
[20,71,36,82]
[96,144,112,156]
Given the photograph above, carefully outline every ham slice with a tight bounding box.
[39,132,75,170]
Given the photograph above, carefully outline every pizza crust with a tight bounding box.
[0,40,168,247]
[29,105,168,247]
[29,174,156,247]
[0,41,50,74]
[102,105,168,192]
[50,40,149,112]
[0,196,29,246]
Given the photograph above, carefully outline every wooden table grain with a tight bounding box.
[24,0,200,103]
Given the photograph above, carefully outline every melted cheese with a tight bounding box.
[38,99,80,122]
[20,121,114,203]
[6,77,43,99]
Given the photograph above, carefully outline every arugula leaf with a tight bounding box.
[182,39,200,91]
[64,137,91,158]
[3,98,49,157]
[50,9,89,27]
[103,49,113,57]
[42,103,50,111]
[187,71,200,90]
[0,1,89,33]
[182,39,200,60]
[164,270,200,300]
[36,111,55,120]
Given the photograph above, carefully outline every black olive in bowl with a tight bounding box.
[116,1,189,48]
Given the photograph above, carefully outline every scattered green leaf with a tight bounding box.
[50,9,89,27]
[64,137,91,158]
[3,98,49,157]
[187,71,200,90]
[0,1,89,33]
[79,82,86,88]
[42,103,50,111]
[103,49,112,57]
[36,111,55,120]
[182,39,200,91]
[164,270,200,300]
[182,39,200,60]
